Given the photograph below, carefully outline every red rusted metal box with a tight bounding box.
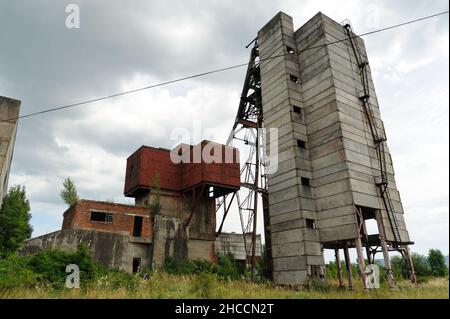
[124,141,240,198]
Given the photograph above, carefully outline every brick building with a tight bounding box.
[62,200,152,240]
[23,140,240,272]
[23,200,153,273]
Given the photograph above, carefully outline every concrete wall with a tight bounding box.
[259,12,323,285]
[21,229,152,273]
[259,12,409,284]
[0,96,20,207]
[136,188,217,263]
[151,215,188,267]
[215,233,262,261]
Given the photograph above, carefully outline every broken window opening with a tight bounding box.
[306,218,316,229]
[132,257,141,273]
[286,45,295,54]
[297,139,306,149]
[90,211,113,223]
[133,215,143,237]
[301,177,310,187]
[289,74,299,84]
[293,106,302,114]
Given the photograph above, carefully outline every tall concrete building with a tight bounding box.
[0,96,20,207]
[256,12,415,286]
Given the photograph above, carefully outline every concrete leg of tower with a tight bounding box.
[355,236,368,288]
[334,246,344,289]
[343,241,353,290]
[405,245,417,284]
[375,210,395,288]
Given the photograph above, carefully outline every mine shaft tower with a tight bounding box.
[217,12,416,288]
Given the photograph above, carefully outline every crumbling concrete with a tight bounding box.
[21,229,152,273]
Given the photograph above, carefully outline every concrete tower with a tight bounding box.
[258,12,415,286]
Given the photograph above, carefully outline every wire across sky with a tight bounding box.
[2,10,448,123]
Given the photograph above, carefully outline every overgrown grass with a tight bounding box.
[163,254,247,280]
[0,272,447,299]
[0,249,448,299]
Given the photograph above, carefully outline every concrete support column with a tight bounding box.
[375,211,394,288]
[365,246,372,265]
[335,247,344,289]
[355,237,367,288]
[343,241,353,290]
[405,245,417,284]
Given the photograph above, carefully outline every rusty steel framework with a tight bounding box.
[216,40,272,278]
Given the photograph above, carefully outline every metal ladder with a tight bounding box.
[344,24,402,243]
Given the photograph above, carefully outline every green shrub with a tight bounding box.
[26,244,96,289]
[428,249,448,277]
[391,253,431,282]
[163,257,196,275]
[163,254,246,280]
[0,254,41,289]
[213,254,244,280]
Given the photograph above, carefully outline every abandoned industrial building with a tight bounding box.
[23,140,243,272]
[22,11,418,288]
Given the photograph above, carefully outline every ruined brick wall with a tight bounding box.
[62,205,76,229]
[62,200,152,240]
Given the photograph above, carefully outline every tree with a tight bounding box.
[60,177,79,206]
[428,249,448,277]
[0,185,33,257]
[391,253,431,280]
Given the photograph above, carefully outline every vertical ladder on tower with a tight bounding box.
[344,24,402,243]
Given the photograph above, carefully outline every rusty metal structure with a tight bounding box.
[215,41,273,277]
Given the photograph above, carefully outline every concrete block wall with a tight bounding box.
[215,233,262,261]
[259,12,323,285]
[294,13,359,244]
[317,13,409,242]
[259,12,410,284]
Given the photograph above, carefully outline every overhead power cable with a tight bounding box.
[3,10,448,123]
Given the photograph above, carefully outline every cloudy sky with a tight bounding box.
[0,0,448,258]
